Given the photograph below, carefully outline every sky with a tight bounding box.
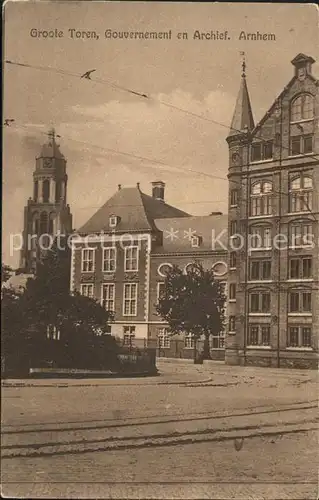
[3,1,318,267]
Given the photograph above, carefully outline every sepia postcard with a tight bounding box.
[1,2,319,499]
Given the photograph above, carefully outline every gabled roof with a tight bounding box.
[253,53,317,135]
[228,76,255,138]
[153,214,228,253]
[78,187,190,234]
[291,53,315,66]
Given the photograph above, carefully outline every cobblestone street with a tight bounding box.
[1,360,318,499]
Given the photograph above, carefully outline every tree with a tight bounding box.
[2,264,13,283]
[2,240,115,372]
[156,262,226,361]
[21,240,114,337]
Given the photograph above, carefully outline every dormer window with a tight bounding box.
[191,235,202,248]
[109,215,120,228]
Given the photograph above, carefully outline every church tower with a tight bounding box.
[20,128,73,272]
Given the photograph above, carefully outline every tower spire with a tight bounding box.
[48,127,55,142]
[227,53,254,139]
[241,51,246,78]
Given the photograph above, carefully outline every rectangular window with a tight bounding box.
[157,282,165,302]
[80,283,94,298]
[249,292,270,313]
[211,333,225,349]
[263,141,273,160]
[289,291,312,313]
[302,327,312,347]
[287,326,312,348]
[101,283,115,311]
[250,227,272,249]
[289,292,299,312]
[251,197,261,216]
[123,283,138,316]
[46,324,60,341]
[291,137,302,155]
[102,247,116,272]
[290,224,313,247]
[229,316,236,332]
[158,328,170,348]
[247,325,270,346]
[262,261,271,279]
[124,246,139,272]
[230,221,237,236]
[261,326,270,345]
[251,143,262,162]
[230,189,238,207]
[247,326,259,346]
[251,142,273,162]
[303,135,313,154]
[229,283,236,300]
[81,248,95,272]
[249,260,271,280]
[290,135,313,155]
[289,257,312,279]
[230,252,237,269]
[184,333,195,349]
[123,325,135,347]
[302,292,312,312]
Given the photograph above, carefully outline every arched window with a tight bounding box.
[48,213,55,234]
[250,180,273,216]
[40,212,48,234]
[291,94,314,122]
[33,180,38,202]
[289,174,313,212]
[55,181,61,202]
[42,179,50,203]
[32,212,39,235]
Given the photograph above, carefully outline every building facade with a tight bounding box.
[148,214,228,359]
[20,129,73,272]
[226,53,319,369]
[70,182,228,357]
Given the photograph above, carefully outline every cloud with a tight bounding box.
[2,89,232,266]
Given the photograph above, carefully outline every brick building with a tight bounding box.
[226,53,318,369]
[70,182,228,355]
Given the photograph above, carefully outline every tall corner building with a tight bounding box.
[225,53,318,369]
[20,129,73,272]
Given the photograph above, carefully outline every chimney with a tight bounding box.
[151,181,165,201]
[118,184,122,190]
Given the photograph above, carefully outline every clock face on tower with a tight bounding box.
[43,158,53,168]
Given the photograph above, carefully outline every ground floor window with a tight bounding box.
[46,324,60,340]
[247,325,270,346]
[184,333,195,349]
[210,334,225,349]
[158,328,170,348]
[123,325,136,347]
[287,326,312,348]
